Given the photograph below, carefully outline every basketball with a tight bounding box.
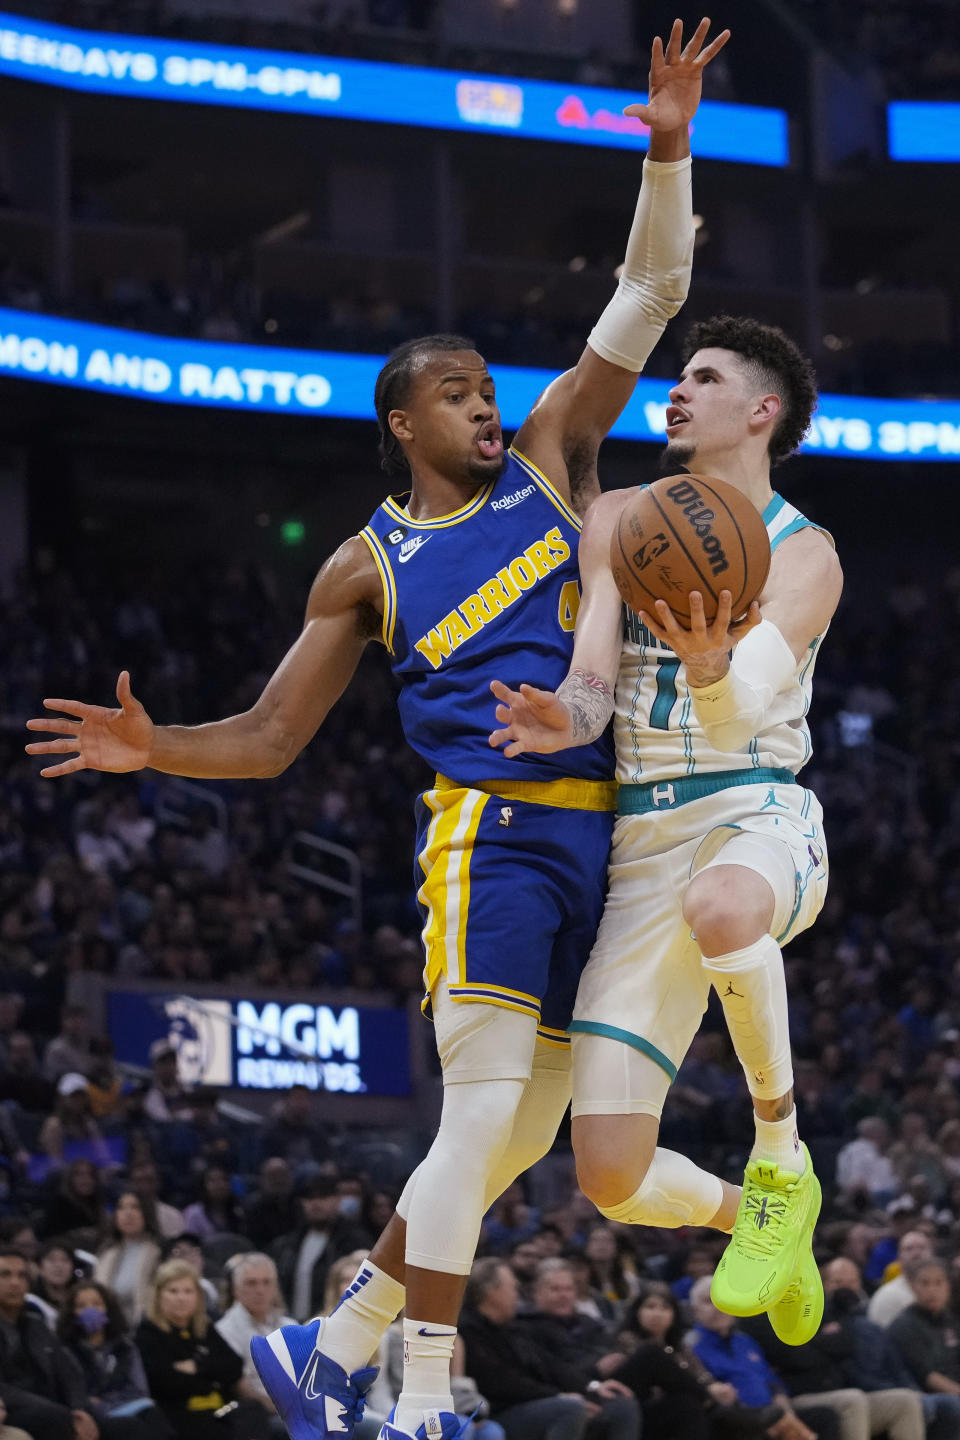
[610,474,771,626]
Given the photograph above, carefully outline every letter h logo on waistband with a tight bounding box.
[651,783,676,808]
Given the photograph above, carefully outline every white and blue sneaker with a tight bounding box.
[250,1317,378,1440]
[378,1407,472,1440]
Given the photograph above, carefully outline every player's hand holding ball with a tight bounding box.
[610,472,768,686]
[642,587,761,690]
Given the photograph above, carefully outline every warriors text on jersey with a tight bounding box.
[359,448,613,786]
[614,493,830,786]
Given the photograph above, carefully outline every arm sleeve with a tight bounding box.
[587,156,694,373]
[688,620,797,753]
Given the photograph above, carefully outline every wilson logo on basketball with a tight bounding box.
[665,478,730,577]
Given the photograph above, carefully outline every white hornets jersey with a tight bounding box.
[614,492,831,786]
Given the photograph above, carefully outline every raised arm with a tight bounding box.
[489,489,628,756]
[25,537,383,781]
[513,18,729,513]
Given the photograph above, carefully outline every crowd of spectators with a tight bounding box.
[1,532,959,1437]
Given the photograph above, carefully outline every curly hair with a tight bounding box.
[374,333,478,483]
[681,314,818,466]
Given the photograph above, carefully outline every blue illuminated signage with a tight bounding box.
[889,102,960,162]
[2,307,960,460]
[0,9,788,166]
[107,989,412,1095]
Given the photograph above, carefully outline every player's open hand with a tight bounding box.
[25,670,154,777]
[489,679,573,757]
[624,17,731,133]
[638,590,761,688]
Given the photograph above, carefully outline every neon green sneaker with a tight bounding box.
[711,1145,820,1317]
[767,1173,824,1345]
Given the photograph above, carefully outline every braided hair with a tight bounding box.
[681,314,818,466]
[374,333,477,483]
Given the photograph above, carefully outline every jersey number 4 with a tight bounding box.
[557,580,580,633]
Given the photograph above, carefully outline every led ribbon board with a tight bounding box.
[888,102,960,162]
[0,8,788,166]
[2,307,959,460]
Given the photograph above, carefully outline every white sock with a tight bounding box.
[394,1318,456,1434]
[319,1261,405,1374]
[702,934,794,1099]
[752,1110,805,1174]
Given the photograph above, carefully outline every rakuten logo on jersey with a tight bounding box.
[492,484,535,512]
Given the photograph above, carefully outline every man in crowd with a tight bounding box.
[0,1033,55,1113]
[269,1175,371,1321]
[217,1252,294,1436]
[42,1006,94,1084]
[143,1039,193,1123]
[518,1260,626,1384]
[245,1158,298,1250]
[0,1249,99,1440]
[739,1266,923,1440]
[459,1257,639,1440]
[822,1258,959,1440]
[867,1232,935,1328]
[689,1278,839,1440]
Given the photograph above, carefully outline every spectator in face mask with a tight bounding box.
[58,1279,172,1439]
[823,1259,960,1440]
[267,1176,371,1322]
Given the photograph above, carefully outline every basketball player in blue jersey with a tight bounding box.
[490,315,843,1348]
[26,21,731,1439]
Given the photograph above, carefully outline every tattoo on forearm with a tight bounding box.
[557,668,614,742]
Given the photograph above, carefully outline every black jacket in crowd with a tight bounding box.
[0,1301,89,1431]
[459,1308,575,1413]
[740,1310,856,1395]
[135,1317,243,1438]
[888,1304,960,1390]
[268,1219,371,1318]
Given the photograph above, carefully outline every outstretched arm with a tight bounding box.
[513,18,729,513]
[25,537,383,780]
[490,490,627,755]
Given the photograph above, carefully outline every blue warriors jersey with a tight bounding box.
[359,448,613,786]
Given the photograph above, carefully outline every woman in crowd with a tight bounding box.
[584,1223,641,1319]
[135,1260,260,1439]
[39,1157,107,1242]
[182,1163,246,1242]
[95,1190,163,1327]
[611,1281,733,1440]
[889,1259,960,1395]
[28,1238,77,1326]
[38,1073,112,1168]
[58,1278,172,1439]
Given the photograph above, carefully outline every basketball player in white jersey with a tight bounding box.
[490,315,843,1345]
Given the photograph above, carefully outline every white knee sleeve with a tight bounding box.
[405,1077,524,1276]
[599,1147,724,1230]
[702,934,794,1099]
[483,1041,572,1210]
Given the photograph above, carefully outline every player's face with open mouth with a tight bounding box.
[412,352,506,487]
[662,347,758,469]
